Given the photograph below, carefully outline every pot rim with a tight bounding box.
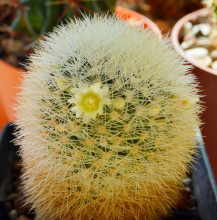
[115,6,162,39]
[171,7,217,77]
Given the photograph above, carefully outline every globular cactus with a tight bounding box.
[16,15,201,220]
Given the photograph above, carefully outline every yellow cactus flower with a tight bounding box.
[68,82,111,123]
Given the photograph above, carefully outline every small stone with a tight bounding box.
[181,39,195,50]
[185,47,208,60]
[183,32,196,42]
[6,193,20,202]
[199,23,211,36]
[183,22,193,36]
[182,178,191,185]
[210,50,217,60]
[197,55,212,67]
[211,60,217,70]
[4,201,12,212]
[192,23,211,37]
[196,37,212,48]
[8,209,18,220]
[18,215,32,220]
[185,186,191,192]
[192,24,200,35]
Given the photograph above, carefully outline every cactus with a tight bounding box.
[10,0,116,36]
[15,15,201,220]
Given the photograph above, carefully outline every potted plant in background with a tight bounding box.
[116,0,204,37]
[0,0,162,132]
[0,0,117,69]
[171,0,217,183]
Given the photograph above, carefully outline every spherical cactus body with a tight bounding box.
[16,15,201,220]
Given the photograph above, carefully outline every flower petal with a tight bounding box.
[71,106,82,117]
[91,83,101,93]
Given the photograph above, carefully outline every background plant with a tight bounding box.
[16,15,201,220]
[0,0,116,68]
[5,0,116,36]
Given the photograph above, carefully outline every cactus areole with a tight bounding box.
[15,15,201,220]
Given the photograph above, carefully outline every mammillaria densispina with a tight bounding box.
[15,15,201,220]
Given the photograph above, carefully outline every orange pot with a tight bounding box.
[115,6,162,38]
[0,7,161,131]
[0,60,24,131]
[171,8,217,182]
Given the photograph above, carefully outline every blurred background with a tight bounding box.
[0,0,203,69]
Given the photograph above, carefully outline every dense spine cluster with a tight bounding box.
[16,15,201,220]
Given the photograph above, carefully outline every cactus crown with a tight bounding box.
[16,15,201,220]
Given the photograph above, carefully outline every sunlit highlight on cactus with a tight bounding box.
[15,15,201,220]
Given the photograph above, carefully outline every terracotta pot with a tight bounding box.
[115,6,162,38]
[0,7,161,131]
[171,8,217,182]
[0,60,24,131]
